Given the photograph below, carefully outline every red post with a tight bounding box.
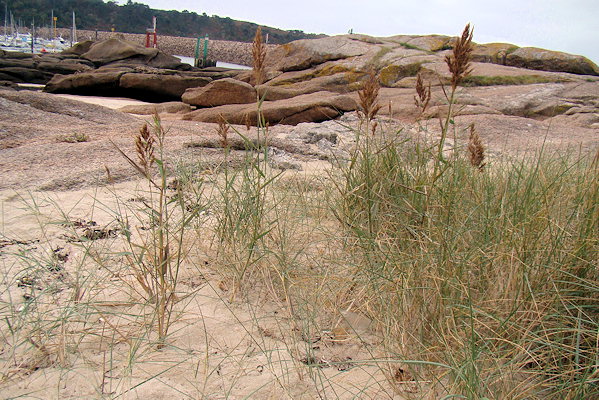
[145,17,158,48]
[145,30,157,48]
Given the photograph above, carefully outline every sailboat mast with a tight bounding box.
[71,11,76,45]
[31,18,34,53]
[3,3,7,37]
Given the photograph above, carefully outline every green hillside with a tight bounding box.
[1,0,325,43]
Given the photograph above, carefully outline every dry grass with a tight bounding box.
[252,27,267,86]
[445,23,474,90]
[467,123,485,169]
[358,69,383,125]
[437,23,475,165]
[110,114,198,347]
[414,72,431,117]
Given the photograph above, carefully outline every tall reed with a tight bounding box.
[113,114,200,346]
[334,23,597,398]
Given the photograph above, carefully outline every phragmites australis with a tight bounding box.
[467,124,485,170]
[217,116,230,149]
[252,27,267,86]
[136,123,155,177]
[445,23,474,89]
[414,72,431,115]
[358,69,382,124]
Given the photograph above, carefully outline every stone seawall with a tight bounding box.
[55,29,276,66]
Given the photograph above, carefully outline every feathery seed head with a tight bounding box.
[445,23,474,89]
[467,123,485,170]
[414,72,431,116]
[252,27,267,86]
[358,69,382,123]
[217,116,230,149]
[135,123,155,176]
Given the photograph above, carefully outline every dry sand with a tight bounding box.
[0,89,597,398]
[0,92,397,398]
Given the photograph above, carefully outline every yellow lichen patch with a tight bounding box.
[379,63,423,87]
[281,43,294,56]
[406,35,450,52]
[345,71,367,86]
[461,75,570,87]
[314,64,352,78]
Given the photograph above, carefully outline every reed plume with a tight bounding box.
[217,116,230,149]
[358,69,382,124]
[414,72,431,116]
[135,123,155,178]
[445,23,474,89]
[435,24,475,165]
[252,27,267,86]
[467,123,485,169]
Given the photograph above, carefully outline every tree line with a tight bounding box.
[1,0,324,43]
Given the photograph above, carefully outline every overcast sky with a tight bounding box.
[137,0,599,64]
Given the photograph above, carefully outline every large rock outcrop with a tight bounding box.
[173,33,598,126]
[505,47,599,76]
[38,38,250,101]
[4,32,598,128]
[182,91,356,125]
[261,34,599,90]
[0,51,93,84]
[44,67,214,101]
[118,101,192,115]
[182,78,257,107]
[78,37,189,70]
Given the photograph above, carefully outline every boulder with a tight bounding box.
[182,78,256,107]
[145,51,192,70]
[80,37,187,69]
[0,67,51,84]
[0,80,17,89]
[256,85,305,101]
[0,58,35,69]
[506,47,599,76]
[81,38,158,64]
[118,101,192,115]
[44,69,127,95]
[404,35,451,52]
[472,43,518,64]
[183,91,357,125]
[44,68,212,101]
[0,51,32,59]
[119,72,212,101]
[265,63,368,94]
[265,36,374,72]
[62,40,94,56]
[37,60,93,75]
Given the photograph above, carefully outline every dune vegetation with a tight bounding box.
[0,25,597,399]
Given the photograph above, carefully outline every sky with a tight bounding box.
[136,0,599,64]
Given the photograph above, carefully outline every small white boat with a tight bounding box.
[0,33,70,54]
